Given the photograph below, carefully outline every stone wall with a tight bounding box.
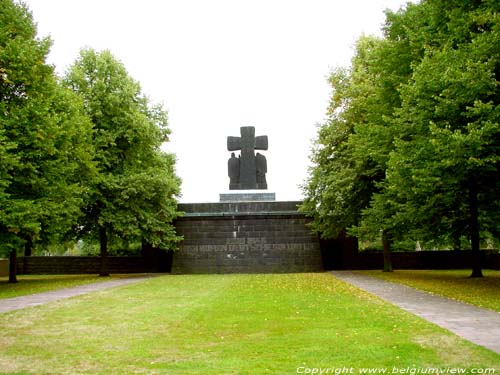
[15,253,172,275]
[327,250,500,270]
[0,259,8,277]
[17,256,145,274]
[172,201,323,274]
[489,252,500,270]
[11,250,498,275]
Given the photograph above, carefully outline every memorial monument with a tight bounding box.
[172,125,322,274]
[227,126,268,190]
[221,126,275,202]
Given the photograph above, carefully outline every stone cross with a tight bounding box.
[227,126,268,190]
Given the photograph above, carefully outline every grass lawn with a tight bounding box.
[0,274,149,300]
[0,273,499,374]
[360,269,500,312]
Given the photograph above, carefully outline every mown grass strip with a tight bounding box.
[0,273,498,374]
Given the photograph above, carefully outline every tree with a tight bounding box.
[302,34,414,271]
[302,38,387,238]
[63,49,181,276]
[301,67,363,239]
[305,0,500,276]
[345,4,429,270]
[374,0,500,277]
[0,0,95,282]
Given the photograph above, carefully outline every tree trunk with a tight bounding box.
[24,236,33,256]
[8,249,18,283]
[452,232,461,251]
[468,179,483,278]
[23,236,33,274]
[382,230,393,272]
[99,226,110,277]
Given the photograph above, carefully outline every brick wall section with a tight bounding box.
[16,256,155,275]
[490,253,500,270]
[172,201,323,274]
[13,250,498,275]
[353,251,500,270]
[0,259,8,277]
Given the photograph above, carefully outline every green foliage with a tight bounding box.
[0,0,95,256]
[372,0,500,247]
[301,34,412,240]
[0,1,180,267]
[63,49,181,254]
[304,0,500,254]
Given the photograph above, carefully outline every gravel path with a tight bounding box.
[0,275,156,314]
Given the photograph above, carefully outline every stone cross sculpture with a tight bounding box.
[227,126,268,190]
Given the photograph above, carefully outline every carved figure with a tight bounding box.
[256,152,267,185]
[227,126,268,190]
[228,152,240,186]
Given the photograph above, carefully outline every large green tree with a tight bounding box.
[302,34,414,271]
[372,0,500,277]
[304,0,500,276]
[0,0,95,282]
[63,49,181,276]
[301,66,363,240]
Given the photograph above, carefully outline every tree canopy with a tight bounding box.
[63,49,181,276]
[1,1,181,281]
[303,0,500,276]
[0,0,95,281]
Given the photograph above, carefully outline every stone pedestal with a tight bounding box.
[219,191,276,202]
[172,201,322,274]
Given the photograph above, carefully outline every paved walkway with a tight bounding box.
[0,275,155,314]
[331,271,500,355]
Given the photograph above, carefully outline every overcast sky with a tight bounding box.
[23,0,411,202]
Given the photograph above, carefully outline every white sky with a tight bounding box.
[23,0,411,203]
